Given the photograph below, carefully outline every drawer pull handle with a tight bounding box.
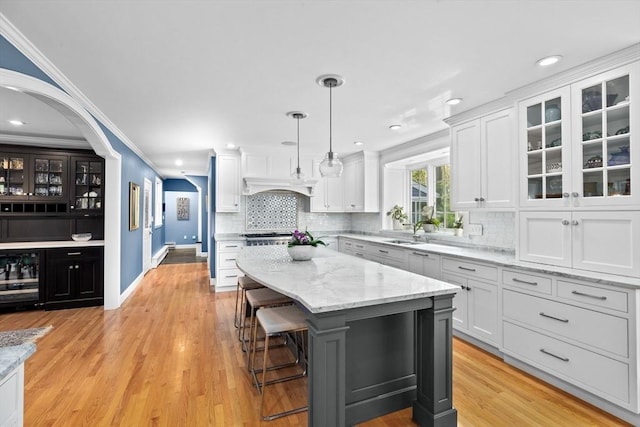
[412,252,429,257]
[539,312,569,323]
[226,245,239,248]
[67,252,82,256]
[355,245,364,248]
[512,278,538,286]
[355,253,364,257]
[540,348,569,362]
[571,290,607,300]
[458,266,476,272]
[379,250,389,254]
[225,275,237,278]
[225,258,236,261]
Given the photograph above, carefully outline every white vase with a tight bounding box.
[453,228,463,237]
[392,219,404,230]
[287,245,316,261]
[422,223,436,233]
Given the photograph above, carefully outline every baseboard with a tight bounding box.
[453,329,501,358]
[211,279,235,293]
[151,245,169,268]
[119,271,144,306]
[173,243,197,249]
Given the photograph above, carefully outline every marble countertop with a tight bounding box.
[236,245,460,314]
[339,233,640,289]
[0,240,104,250]
[0,343,35,380]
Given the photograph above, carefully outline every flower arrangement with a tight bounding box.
[288,229,326,248]
[386,205,408,222]
[453,214,463,229]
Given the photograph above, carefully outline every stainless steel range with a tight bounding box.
[243,232,291,246]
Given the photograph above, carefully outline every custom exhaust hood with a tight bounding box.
[242,176,318,197]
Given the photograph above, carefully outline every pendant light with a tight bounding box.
[317,74,345,177]
[286,111,308,184]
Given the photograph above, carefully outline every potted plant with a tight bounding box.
[386,205,408,230]
[421,206,440,232]
[287,229,326,261]
[453,214,464,236]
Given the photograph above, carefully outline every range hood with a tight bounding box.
[242,177,318,197]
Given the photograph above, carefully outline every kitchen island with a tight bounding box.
[236,245,460,427]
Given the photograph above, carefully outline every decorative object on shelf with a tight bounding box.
[607,93,618,106]
[546,161,562,173]
[585,155,603,168]
[386,205,408,230]
[608,146,630,166]
[582,90,601,113]
[286,111,309,184]
[527,140,542,151]
[582,131,602,141]
[317,74,345,177]
[545,104,561,122]
[615,126,630,135]
[453,215,464,237]
[177,197,189,220]
[547,137,562,148]
[71,233,92,242]
[129,182,140,231]
[287,229,325,261]
[421,205,440,232]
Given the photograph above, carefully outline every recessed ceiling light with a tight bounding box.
[8,120,26,126]
[226,143,236,149]
[281,141,297,146]
[175,159,183,166]
[353,141,364,146]
[389,124,402,130]
[5,86,21,92]
[445,98,462,106]
[536,55,562,67]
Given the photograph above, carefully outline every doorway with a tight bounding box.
[143,178,152,274]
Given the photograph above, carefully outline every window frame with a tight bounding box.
[408,156,455,228]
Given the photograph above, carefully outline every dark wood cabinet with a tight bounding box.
[0,151,68,202]
[0,250,43,310]
[69,156,103,213]
[44,246,103,310]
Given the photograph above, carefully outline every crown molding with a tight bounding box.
[0,13,159,173]
[0,132,90,149]
[444,43,640,126]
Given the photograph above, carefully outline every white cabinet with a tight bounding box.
[519,210,640,277]
[519,62,639,208]
[0,363,24,427]
[215,153,241,212]
[451,108,514,209]
[310,160,344,212]
[215,240,245,290]
[407,250,441,279]
[342,151,379,212]
[442,257,499,346]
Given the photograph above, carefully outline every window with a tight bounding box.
[154,177,163,227]
[410,162,455,228]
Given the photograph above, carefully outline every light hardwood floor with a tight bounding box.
[0,261,631,426]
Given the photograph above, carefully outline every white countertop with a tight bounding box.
[0,240,105,250]
[235,245,460,314]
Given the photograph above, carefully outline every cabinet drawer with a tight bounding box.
[217,268,241,287]
[368,253,407,270]
[442,257,497,282]
[502,269,552,295]
[369,244,405,261]
[217,241,245,252]
[218,254,240,269]
[557,280,628,313]
[503,289,628,357]
[503,322,629,406]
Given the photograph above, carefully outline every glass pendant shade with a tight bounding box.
[290,166,306,184]
[319,151,343,177]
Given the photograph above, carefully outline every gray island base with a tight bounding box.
[236,246,459,426]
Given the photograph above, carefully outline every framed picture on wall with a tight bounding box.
[129,182,140,230]
[177,197,189,220]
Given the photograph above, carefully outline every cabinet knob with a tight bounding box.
[68,266,73,270]
[571,192,579,197]
[479,197,485,202]
[562,220,570,225]
[474,198,480,202]
[572,220,579,226]
[562,192,570,198]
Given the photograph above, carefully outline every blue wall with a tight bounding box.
[185,175,209,253]
[1,35,166,294]
[164,191,198,245]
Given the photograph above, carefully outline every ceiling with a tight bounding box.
[1,0,639,178]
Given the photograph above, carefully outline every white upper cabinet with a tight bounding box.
[451,108,514,209]
[342,151,380,212]
[215,152,241,212]
[520,62,639,209]
[310,160,344,212]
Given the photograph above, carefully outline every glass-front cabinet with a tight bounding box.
[0,152,67,201]
[520,87,571,206]
[70,156,103,212]
[571,63,637,207]
[520,63,638,208]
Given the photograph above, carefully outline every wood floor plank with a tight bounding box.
[0,261,631,426]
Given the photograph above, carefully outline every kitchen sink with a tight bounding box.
[384,239,421,245]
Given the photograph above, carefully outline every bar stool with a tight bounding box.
[234,276,263,329]
[242,288,292,360]
[251,305,308,421]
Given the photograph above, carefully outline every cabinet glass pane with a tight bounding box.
[607,141,630,167]
[608,168,630,197]
[527,151,542,175]
[582,84,602,113]
[545,123,561,148]
[546,175,563,198]
[545,149,562,174]
[583,142,603,169]
[528,177,542,199]
[607,104,629,137]
[583,171,604,197]
[544,97,561,123]
[527,104,542,127]
[527,128,542,151]
[33,158,64,197]
[582,112,602,141]
[606,75,629,107]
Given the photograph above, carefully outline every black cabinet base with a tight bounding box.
[45,298,103,311]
